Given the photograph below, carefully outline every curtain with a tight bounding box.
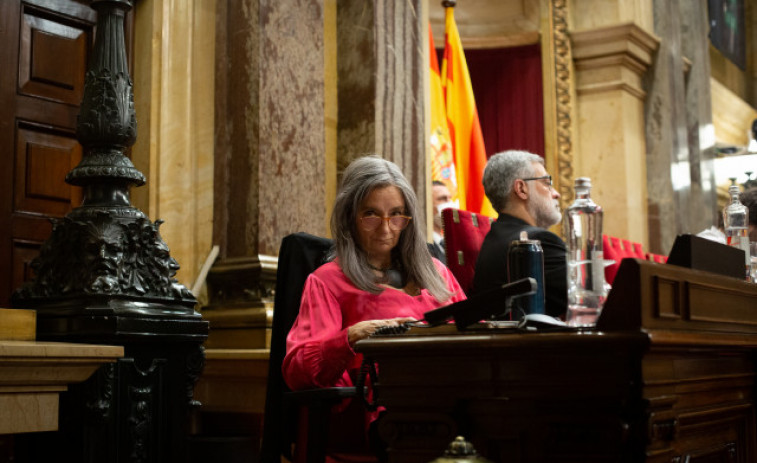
[465,44,545,158]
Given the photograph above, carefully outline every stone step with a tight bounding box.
[0,308,35,341]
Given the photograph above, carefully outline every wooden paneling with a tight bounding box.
[14,123,82,217]
[0,0,135,306]
[18,8,88,105]
[11,239,42,296]
[358,261,757,462]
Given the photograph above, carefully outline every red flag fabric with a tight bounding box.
[441,7,495,217]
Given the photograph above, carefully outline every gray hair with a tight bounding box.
[330,155,453,301]
[482,150,544,212]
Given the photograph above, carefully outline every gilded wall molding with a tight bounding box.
[542,0,575,210]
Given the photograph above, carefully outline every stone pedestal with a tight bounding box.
[0,340,123,435]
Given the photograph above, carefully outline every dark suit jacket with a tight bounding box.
[427,241,446,265]
[471,213,567,318]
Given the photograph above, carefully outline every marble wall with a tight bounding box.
[336,0,428,231]
[129,0,730,287]
[132,0,216,287]
[203,0,428,313]
[645,0,717,254]
[214,0,329,261]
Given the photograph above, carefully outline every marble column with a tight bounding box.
[680,0,718,241]
[336,0,428,224]
[205,0,330,347]
[645,0,717,254]
[205,0,429,345]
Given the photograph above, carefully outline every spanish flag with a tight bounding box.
[440,6,495,217]
[429,24,458,203]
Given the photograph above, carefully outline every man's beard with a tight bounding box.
[528,193,562,228]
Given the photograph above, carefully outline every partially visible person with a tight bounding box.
[472,150,567,318]
[282,155,466,460]
[428,180,453,263]
[740,187,757,242]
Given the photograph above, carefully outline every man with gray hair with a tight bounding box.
[472,150,567,318]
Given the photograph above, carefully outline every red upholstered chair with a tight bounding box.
[603,235,647,284]
[441,208,495,295]
[612,237,630,258]
[630,242,645,260]
[602,235,622,285]
[618,239,644,260]
[646,252,668,264]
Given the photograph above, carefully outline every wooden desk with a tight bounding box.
[193,348,269,414]
[0,340,123,434]
[356,259,757,462]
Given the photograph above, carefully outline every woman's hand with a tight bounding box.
[348,317,416,346]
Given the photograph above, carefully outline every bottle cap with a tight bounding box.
[510,231,542,249]
[575,177,591,188]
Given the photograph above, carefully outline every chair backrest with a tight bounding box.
[646,252,668,264]
[260,232,333,463]
[602,235,646,284]
[441,208,495,295]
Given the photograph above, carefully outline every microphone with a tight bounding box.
[423,277,537,329]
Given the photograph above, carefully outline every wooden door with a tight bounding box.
[0,0,95,306]
[0,0,132,306]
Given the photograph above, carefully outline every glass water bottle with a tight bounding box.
[724,185,751,281]
[563,177,610,327]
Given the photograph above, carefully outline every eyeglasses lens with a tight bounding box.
[389,216,409,229]
[361,216,410,230]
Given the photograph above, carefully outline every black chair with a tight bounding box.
[260,233,371,463]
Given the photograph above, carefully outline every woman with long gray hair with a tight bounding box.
[282,155,465,459]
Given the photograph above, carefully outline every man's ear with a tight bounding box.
[513,179,529,200]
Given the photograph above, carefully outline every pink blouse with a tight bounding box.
[282,259,466,396]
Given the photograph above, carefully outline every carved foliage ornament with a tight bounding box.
[69,68,145,186]
[551,0,575,207]
[13,212,194,302]
[77,68,136,147]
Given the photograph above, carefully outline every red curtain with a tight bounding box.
[434,44,545,158]
[465,44,545,158]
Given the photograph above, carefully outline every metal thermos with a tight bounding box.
[507,231,546,317]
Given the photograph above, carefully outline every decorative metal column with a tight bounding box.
[11,1,208,462]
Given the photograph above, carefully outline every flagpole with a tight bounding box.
[438,0,496,217]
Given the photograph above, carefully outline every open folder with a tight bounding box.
[423,277,537,330]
